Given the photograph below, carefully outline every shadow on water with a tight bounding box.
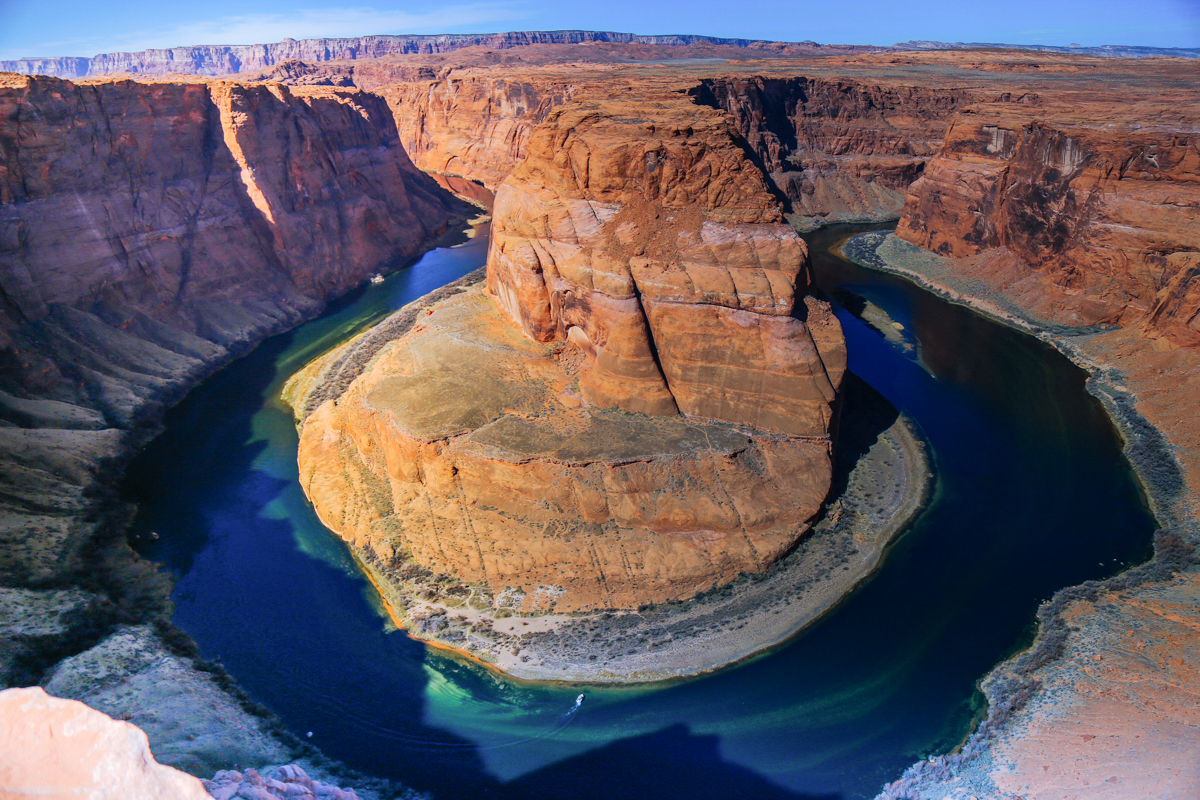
[499,724,842,800]
[124,333,293,575]
[826,371,901,508]
[122,222,1157,800]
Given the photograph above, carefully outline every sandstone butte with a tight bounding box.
[292,87,847,614]
[0,42,1199,798]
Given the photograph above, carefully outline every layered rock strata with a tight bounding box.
[0,32,885,80]
[380,76,574,188]
[0,73,468,586]
[292,91,846,623]
[486,93,846,432]
[691,76,985,228]
[296,285,836,614]
[894,95,1200,345]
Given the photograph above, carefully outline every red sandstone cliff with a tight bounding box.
[691,76,985,226]
[895,95,1200,344]
[868,55,1200,800]
[0,72,468,585]
[487,91,845,433]
[380,75,574,188]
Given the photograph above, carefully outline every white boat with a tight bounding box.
[576,694,584,706]
[370,273,384,284]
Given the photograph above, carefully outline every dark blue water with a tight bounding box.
[125,223,1155,800]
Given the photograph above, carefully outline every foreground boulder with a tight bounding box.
[0,686,211,800]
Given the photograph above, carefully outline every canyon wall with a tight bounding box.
[380,76,574,188]
[377,69,981,230]
[0,74,463,425]
[3,45,1197,796]
[8,31,1196,83]
[895,97,1200,343]
[692,76,987,227]
[0,69,467,713]
[867,61,1200,800]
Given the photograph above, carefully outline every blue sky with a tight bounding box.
[1,0,1198,61]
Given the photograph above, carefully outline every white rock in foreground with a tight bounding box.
[0,686,211,800]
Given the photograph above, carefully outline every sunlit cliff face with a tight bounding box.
[485,95,845,435]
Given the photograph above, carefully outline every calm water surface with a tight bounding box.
[125,223,1155,799]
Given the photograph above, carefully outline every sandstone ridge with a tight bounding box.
[2,31,884,80]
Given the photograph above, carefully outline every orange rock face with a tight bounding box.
[296,289,833,612]
[381,76,573,188]
[895,92,1200,344]
[0,72,471,590]
[486,92,845,435]
[293,88,845,614]
[0,73,467,420]
[692,76,982,226]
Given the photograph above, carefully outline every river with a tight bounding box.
[124,222,1155,799]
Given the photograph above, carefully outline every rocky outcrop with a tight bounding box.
[0,686,212,799]
[880,566,1200,800]
[204,765,371,800]
[295,285,835,614]
[487,92,844,432]
[41,625,293,776]
[1,31,884,80]
[292,90,844,620]
[895,97,1200,344]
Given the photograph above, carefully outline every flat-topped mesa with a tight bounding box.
[487,92,845,435]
